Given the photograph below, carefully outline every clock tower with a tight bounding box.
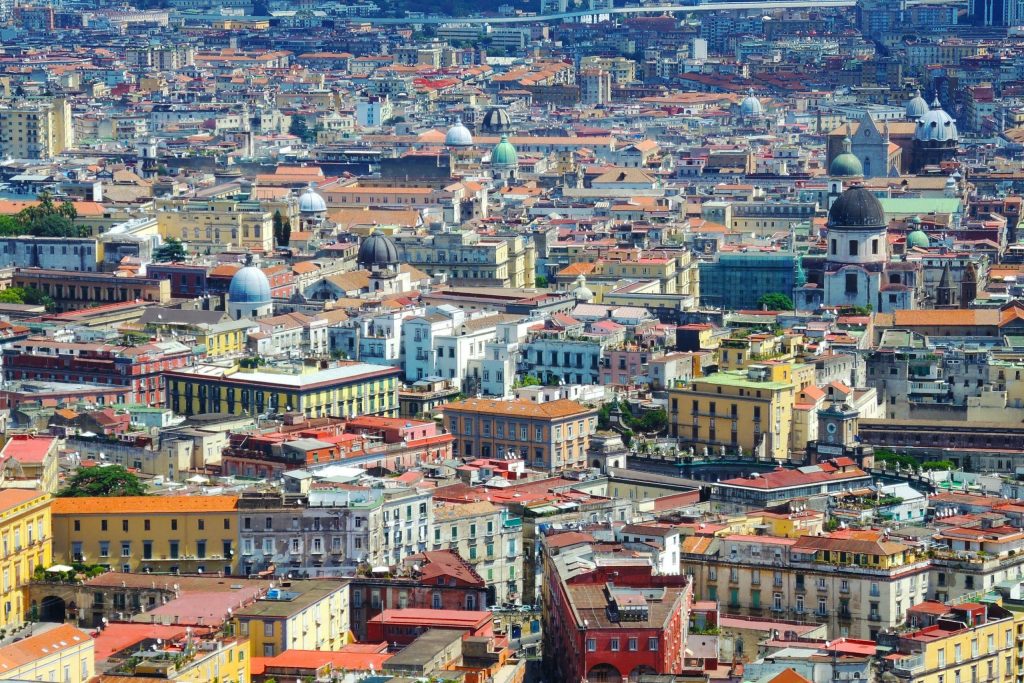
[809,400,875,468]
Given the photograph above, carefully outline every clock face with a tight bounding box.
[826,423,838,434]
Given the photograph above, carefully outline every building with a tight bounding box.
[233,580,350,657]
[968,0,1024,26]
[669,363,797,462]
[4,338,194,406]
[683,528,930,640]
[712,459,873,507]
[0,236,99,272]
[698,253,798,311]
[440,398,598,471]
[0,623,94,682]
[543,548,692,683]
[156,197,275,254]
[365,608,493,646]
[394,230,535,289]
[0,98,73,159]
[580,68,612,106]
[432,501,524,605]
[0,490,51,631]
[164,361,401,418]
[0,434,59,493]
[9,268,171,312]
[227,262,273,321]
[883,602,1016,683]
[50,495,238,575]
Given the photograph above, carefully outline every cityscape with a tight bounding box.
[0,0,1022,682]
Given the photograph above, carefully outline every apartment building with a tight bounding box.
[156,197,275,253]
[0,490,51,630]
[0,624,94,683]
[51,496,238,575]
[164,360,401,418]
[0,98,73,159]
[432,501,524,605]
[668,363,798,462]
[682,529,930,640]
[233,580,350,658]
[441,397,598,471]
[0,236,99,272]
[884,602,1017,683]
[394,230,535,289]
[9,268,171,312]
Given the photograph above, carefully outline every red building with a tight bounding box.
[348,550,488,641]
[2,337,194,406]
[542,537,694,683]
[365,608,493,646]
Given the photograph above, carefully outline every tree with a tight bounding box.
[535,274,549,288]
[514,374,541,388]
[20,287,55,311]
[280,218,292,246]
[0,288,23,304]
[756,292,794,311]
[272,210,284,246]
[288,116,309,142]
[0,216,23,236]
[153,237,186,263]
[58,466,146,497]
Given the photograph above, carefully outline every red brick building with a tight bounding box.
[542,539,693,683]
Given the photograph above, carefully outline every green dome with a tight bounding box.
[907,229,930,249]
[829,137,863,177]
[491,135,518,167]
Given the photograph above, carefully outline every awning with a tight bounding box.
[46,564,74,573]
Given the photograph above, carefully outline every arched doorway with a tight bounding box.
[592,459,602,469]
[629,665,657,682]
[39,595,66,622]
[587,663,621,682]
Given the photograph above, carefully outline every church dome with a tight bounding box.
[827,186,886,230]
[445,118,473,147]
[739,90,763,117]
[572,274,594,302]
[298,184,326,214]
[905,90,930,120]
[915,98,958,143]
[228,265,271,304]
[906,229,930,249]
[357,229,399,269]
[829,137,863,178]
[491,135,518,167]
[481,106,512,134]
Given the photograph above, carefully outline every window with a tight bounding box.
[629,637,638,651]
[101,520,108,532]
[144,520,150,531]
[648,638,659,651]
[610,638,620,652]
[845,273,858,294]
[122,520,129,532]
[849,240,858,256]
[587,638,597,652]
[121,542,131,558]
[99,541,110,558]
[263,622,274,637]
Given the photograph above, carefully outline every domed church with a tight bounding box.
[228,257,273,320]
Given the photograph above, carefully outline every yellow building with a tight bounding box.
[0,98,73,159]
[0,490,50,631]
[192,319,255,359]
[889,602,1016,683]
[0,434,60,494]
[234,580,351,657]
[51,496,238,575]
[156,197,274,253]
[164,361,401,419]
[668,362,796,461]
[114,636,250,683]
[0,623,93,682]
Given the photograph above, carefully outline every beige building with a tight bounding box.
[432,501,524,605]
[0,98,73,159]
[441,398,598,471]
[395,230,535,289]
[156,197,275,253]
[682,530,930,641]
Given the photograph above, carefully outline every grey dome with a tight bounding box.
[445,118,473,147]
[915,98,958,143]
[357,229,399,269]
[228,265,271,304]
[905,90,929,120]
[739,90,763,117]
[828,187,886,230]
[299,185,326,213]
[482,106,512,134]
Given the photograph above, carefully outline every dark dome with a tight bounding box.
[357,229,399,269]
[827,186,886,230]
[481,106,512,134]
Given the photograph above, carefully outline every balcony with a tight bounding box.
[869,612,882,621]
